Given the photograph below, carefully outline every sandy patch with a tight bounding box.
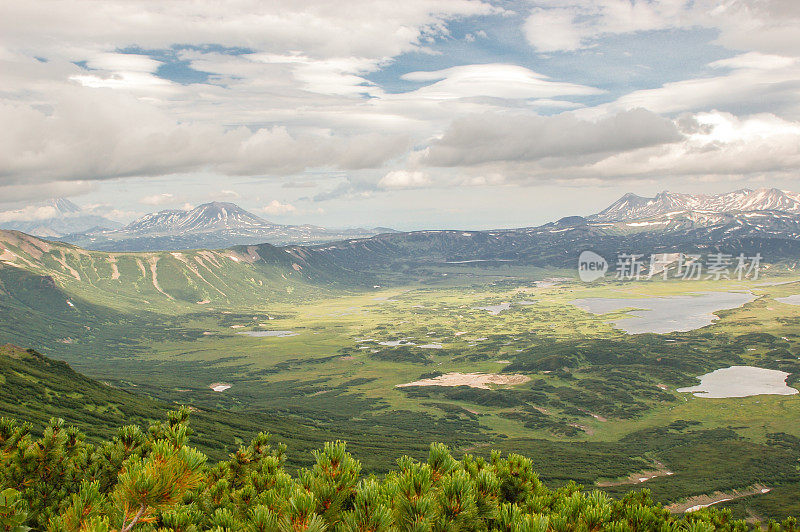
[568,422,594,435]
[198,251,222,268]
[134,258,147,278]
[596,463,673,487]
[209,383,231,392]
[397,372,530,390]
[667,485,770,513]
[107,256,120,280]
[171,253,227,296]
[147,257,174,299]
[580,410,607,422]
[53,251,81,281]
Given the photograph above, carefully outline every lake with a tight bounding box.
[571,292,755,334]
[776,294,800,305]
[677,366,798,398]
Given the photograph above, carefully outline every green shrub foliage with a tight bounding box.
[0,408,796,531]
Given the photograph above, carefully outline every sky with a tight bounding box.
[1,0,800,230]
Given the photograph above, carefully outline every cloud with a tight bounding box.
[1,0,799,210]
[0,1,500,61]
[523,8,587,52]
[0,180,96,205]
[258,200,297,215]
[592,52,800,118]
[587,111,800,179]
[378,170,432,189]
[522,1,687,53]
[421,110,800,185]
[399,64,603,100]
[216,190,241,200]
[419,108,682,167]
[522,0,800,57]
[0,205,58,223]
[0,88,412,184]
[140,193,177,206]
[0,1,498,189]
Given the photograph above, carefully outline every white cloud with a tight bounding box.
[378,170,432,189]
[259,200,297,215]
[0,88,412,183]
[587,111,800,179]
[0,205,58,223]
[0,1,500,61]
[420,108,682,167]
[0,180,96,206]
[0,0,500,190]
[522,1,687,53]
[216,190,240,200]
[523,8,587,52]
[592,52,800,118]
[400,64,603,100]
[140,193,177,206]
[522,0,800,57]
[1,0,799,213]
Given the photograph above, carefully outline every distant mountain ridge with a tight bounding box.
[591,188,800,222]
[58,201,395,251]
[124,202,269,234]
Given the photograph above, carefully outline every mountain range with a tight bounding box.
[2,187,800,310]
[3,187,800,255]
[51,201,394,251]
[591,188,800,222]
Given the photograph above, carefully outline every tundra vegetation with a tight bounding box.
[2,408,799,531]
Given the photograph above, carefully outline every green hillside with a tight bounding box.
[0,344,491,473]
[0,341,796,530]
[0,343,289,462]
[0,230,370,314]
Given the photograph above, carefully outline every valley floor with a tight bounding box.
[2,260,800,520]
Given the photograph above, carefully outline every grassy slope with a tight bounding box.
[0,230,370,314]
[0,343,491,471]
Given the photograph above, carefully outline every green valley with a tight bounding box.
[1,228,800,523]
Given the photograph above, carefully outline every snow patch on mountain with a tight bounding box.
[592,188,800,222]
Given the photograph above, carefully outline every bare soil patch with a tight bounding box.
[596,462,673,487]
[396,372,530,390]
[666,485,770,513]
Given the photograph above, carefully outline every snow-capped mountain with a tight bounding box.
[591,188,800,222]
[0,198,122,237]
[58,202,394,251]
[124,202,268,234]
